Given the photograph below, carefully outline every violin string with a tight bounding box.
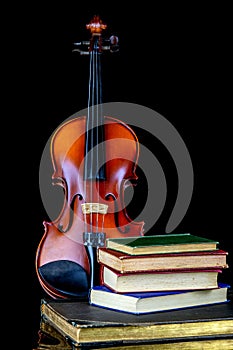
[96,48,99,233]
[86,37,106,238]
[90,46,96,232]
[98,51,105,235]
[85,48,93,235]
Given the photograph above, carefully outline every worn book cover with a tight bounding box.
[35,316,233,350]
[89,283,230,314]
[102,265,222,293]
[97,247,228,273]
[40,297,233,347]
[105,233,219,255]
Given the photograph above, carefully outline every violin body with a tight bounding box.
[36,115,144,298]
[36,16,144,299]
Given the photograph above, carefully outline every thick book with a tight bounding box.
[102,265,221,293]
[89,283,230,315]
[37,317,233,350]
[40,297,233,347]
[97,247,228,273]
[105,233,218,255]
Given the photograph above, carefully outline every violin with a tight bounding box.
[35,16,144,299]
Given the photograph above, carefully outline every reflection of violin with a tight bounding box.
[35,15,144,299]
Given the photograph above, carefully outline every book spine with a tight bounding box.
[99,263,104,285]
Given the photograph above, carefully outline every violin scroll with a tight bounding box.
[73,15,119,54]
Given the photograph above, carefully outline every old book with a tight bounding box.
[35,316,233,350]
[36,319,233,350]
[102,265,221,293]
[89,283,230,314]
[40,297,233,347]
[97,247,228,273]
[105,233,218,255]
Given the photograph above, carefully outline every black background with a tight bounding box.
[29,3,232,348]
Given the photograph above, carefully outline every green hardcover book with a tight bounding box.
[105,233,219,255]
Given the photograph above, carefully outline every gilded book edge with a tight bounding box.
[40,299,233,345]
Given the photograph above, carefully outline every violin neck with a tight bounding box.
[88,36,104,109]
[84,35,106,181]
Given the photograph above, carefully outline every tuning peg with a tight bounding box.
[72,41,90,55]
[110,35,119,45]
[72,35,119,55]
[109,36,119,53]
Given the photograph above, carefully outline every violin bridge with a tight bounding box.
[81,203,108,215]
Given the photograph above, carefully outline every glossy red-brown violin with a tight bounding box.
[35,16,144,299]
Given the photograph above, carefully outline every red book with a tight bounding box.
[97,247,228,273]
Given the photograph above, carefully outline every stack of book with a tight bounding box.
[90,233,230,314]
[39,233,232,348]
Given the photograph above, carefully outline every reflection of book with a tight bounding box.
[40,297,233,347]
[102,265,221,293]
[92,339,233,349]
[106,233,218,255]
[89,283,230,314]
[34,317,72,349]
[97,247,228,273]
